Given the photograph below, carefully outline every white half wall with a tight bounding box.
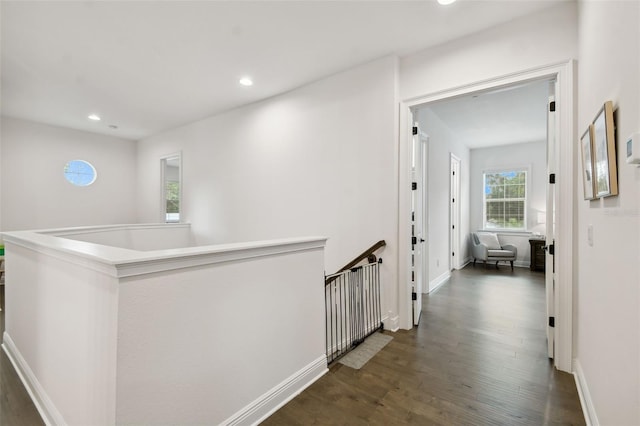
[2,226,327,425]
[136,56,399,324]
[575,1,640,425]
[3,241,120,425]
[0,117,138,231]
[50,223,194,251]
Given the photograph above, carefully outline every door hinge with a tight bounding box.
[452,171,455,176]
[549,101,556,112]
[452,225,455,229]
[412,292,417,301]
[452,252,455,256]
[412,126,418,135]
[549,173,556,184]
[452,198,455,203]
[549,317,555,327]
[412,182,417,190]
[548,244,555,255]
[411,236,417,245]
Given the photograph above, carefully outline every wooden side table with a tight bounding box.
[529,239,546,272]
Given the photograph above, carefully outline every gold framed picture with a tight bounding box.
[592,101,618,197]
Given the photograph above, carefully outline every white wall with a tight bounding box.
[50,223,193,251]
[400,2,578,101]
[116,244,326,425]
[0,117,138,231]
[0,118,3,235]
[575,1,640,425]
[469,141,547,266]
[136,57,399,324]
[416,108,470,289]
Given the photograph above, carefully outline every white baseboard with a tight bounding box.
[457,258,472,269]
[383,314,399,332]
[223,355,328,426]
[428,271,450,294]
[4,330,326,426]
[2,332,63,426]
[573,358,599,426]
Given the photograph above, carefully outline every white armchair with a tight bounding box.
[471,232,517,270]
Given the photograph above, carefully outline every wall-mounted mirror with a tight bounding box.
[161,154,181,223]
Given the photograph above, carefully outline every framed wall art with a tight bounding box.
[592,101,618,197]
[580,125,596,200]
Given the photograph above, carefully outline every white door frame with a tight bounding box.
[397,61,575,373]
[546,86,558,360]
[411,126,428,325]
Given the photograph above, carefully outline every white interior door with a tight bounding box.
[450,154,461,270]
[545,82,558,359]
[411,123,427,325]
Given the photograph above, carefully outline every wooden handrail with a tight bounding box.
[326,240,386,283]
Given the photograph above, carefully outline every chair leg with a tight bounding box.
[510,260,514,270]
[495,261,499,269]
[473,258,476,267]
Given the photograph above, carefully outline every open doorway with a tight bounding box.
[398,62,575,373]
[415,78,552,272]
[413,78,554,352]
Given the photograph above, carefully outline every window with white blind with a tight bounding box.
[483,169,527,230]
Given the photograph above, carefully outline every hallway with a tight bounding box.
[264,266,585,425]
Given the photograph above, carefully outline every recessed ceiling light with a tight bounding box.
[88,114,101,121]
[239,77,253,87]
[438,0,456,4]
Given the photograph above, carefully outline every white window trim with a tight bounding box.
[482,165,531,232]
[160,152,182,224]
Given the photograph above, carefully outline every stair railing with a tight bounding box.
[325,240,385,364]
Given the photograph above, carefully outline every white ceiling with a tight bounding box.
[424,79,551,149]
[1,1,566,141]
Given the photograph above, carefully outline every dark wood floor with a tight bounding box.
[264,266,586,425]
[0,266,585,426]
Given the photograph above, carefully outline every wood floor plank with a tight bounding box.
[264,266,585,425]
